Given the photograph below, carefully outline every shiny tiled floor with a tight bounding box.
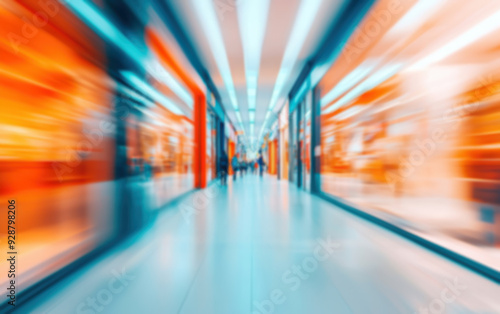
[26,175,500,314]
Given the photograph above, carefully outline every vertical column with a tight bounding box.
[297,103,302,188]
[146,28,205,190]
[103,0,146,235]
[194,92,207,188]
[228,140,235,175]
[216,119,225,177]
[288,104,293,183]
[311,86,322,194]
[277,126,281,179]
[272,139,278,175]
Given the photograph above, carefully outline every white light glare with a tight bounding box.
[410,5,500,70]
[323,63,402,115]
[321,60,377,107]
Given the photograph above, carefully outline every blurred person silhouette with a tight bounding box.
[258,154,266,177]
[231,154,239,181]
[240,159,247,176]
[219,152,228,185]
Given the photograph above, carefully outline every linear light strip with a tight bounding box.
[267,0,323,112]
[259,0,323,139]
[191,0,241,128]
[237,0,271,131]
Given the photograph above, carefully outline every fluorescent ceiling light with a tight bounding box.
[238,0,270,115]
[259,0,323,137]
[268,0,323,112]
[191,0,240,115]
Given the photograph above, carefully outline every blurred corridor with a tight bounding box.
[1,0,500,313]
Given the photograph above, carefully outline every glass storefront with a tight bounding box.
[206,108,217,183]
[0,2,114,290]
[206,110,213,182]
[301,93,312,191]
[129,103,194,208]
[287,92,313,189]
[316,0,500,271]
[289,108,299,185]
[0,1,197,292]
[279,103,289,180]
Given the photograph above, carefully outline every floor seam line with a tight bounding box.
[176,248,208,314]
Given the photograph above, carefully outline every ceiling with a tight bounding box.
[170,0,348,148]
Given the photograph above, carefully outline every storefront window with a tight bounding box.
[317,0,500,271]
[301,93,312,191]
[206,109,217,182]
[279,103,289,180]
[0,2,114,290]
[128,104,194,206]
[289,109,299,185]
